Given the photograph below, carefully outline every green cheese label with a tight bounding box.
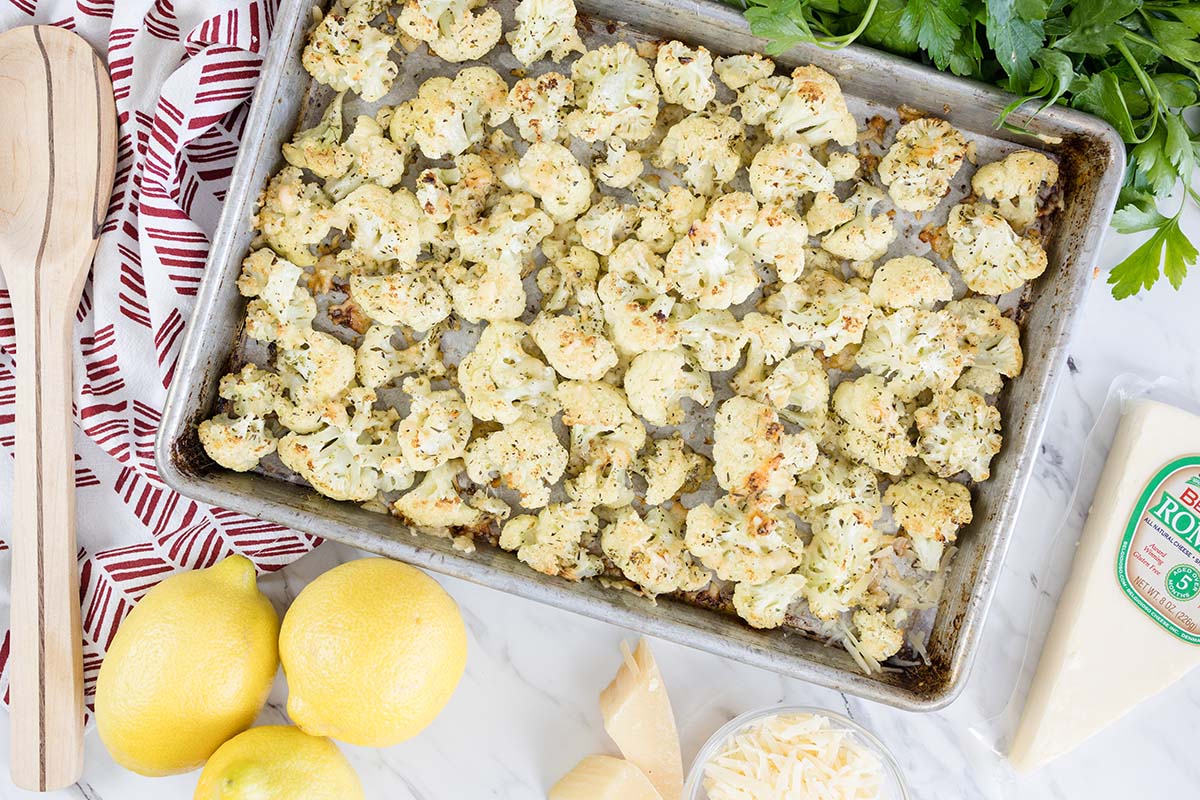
[1117,457,1200,644]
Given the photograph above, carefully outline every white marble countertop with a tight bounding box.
[3,221,1200,800]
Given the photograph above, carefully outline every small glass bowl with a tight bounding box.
[684,705,910,800]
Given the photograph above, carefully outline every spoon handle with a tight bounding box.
[9,306,84,791]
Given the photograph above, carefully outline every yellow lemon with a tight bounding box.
[95,555,280,776]
[279,558,467,747]
[193,725,363,800]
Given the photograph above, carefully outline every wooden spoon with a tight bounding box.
[0,25,117,791]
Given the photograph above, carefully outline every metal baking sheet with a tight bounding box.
[155,0,1124,710]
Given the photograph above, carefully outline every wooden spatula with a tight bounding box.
[0,25,117,791]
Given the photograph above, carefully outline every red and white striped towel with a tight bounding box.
[0,0,318,713]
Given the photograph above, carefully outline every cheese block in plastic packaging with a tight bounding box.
[599,639,683,800]
[1010,399,1200,770]
[548,755,662,800]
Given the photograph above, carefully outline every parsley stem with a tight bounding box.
[1116,38,1165,144]
[810,0,879,49]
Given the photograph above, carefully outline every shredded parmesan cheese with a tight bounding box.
[702,713,885,800]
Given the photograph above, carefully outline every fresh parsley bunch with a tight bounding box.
[735,0,1200,298]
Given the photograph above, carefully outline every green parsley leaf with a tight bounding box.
[1109,215,1198,298]
[1111,203,1169,233]
[897,0,969,72]
[988,0,1045,83]
[852,0,920,54]
[1132,126,1183,194]
[1145,16,1200,64]
[1053,0,1140,55]
[1071,70,1138,142]
[745,0,819,55]
[1153,72,1199,108]
[1015,0,1050,21]
[1173,5,1200,34]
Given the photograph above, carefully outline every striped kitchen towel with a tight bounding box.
[0,0,319,713]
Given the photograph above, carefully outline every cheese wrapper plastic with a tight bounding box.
[1011,399,1200,770]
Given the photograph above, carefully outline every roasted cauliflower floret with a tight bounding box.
[254,167,337,267]
[868,256,953,310]
[530,303,619,381]
[654,40,716,111]
[567,42,660,143]
[748,140,834,205]
[877,117,968,212]
[324,114,409,201]
[274,330,358,433]
[238,249,316,348]
[393,460,497,530]
[593,139,644,188]
[454,191,554,266]
[277,387,400,502]
[415,168,453,224]
[350,266,453,331]
[598,240,681,355]
[558,380,647,509]
[971,150,1059,232]
[654,112,744,196]
[575,197,637,257]
[732,573,807,629]
[665,192,759,310]
[537,244,600,311]
[730,312,791,397]
[459,321,560,424]
[405,68,511,160]
[355,324,446,389]
[200,364,283,472]
[398,0,502,63]
[624,349,714,426]
[508,72,573,143]
[602,506,710,596]
[506,0,586,66]
[805,191,854,236]
[395,377,471,471]
[465,419,568,509]
[855,307,967,400]
[282,92,352,180]
[198,413,277,473]
[333,184,427,265]
[685,495,805,584]
[851,608,906,664]
[762,268,873,355]
[301,0,397,102]
[827,151,860,182]
[765,66,856,147]
[752,349,830,429]
[946,202,1048,295]
[714,53,774,91]
[217,365,284,419]
[799,504,881,620]
[736,75,788,126]
[747,201,809,282]
[820,183,897,264]
[676,307,744,372]
[633,183,705,253]
[635,435,710,505]
[832,375,916,476]
[885,473,972,571]
[786,451,880,524]
[443,258,526,323]
[713,396,818,500]
[914,388,1002,482]
[519,141,594,223]
[945,298,1023,395]
[499,502,602,579]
